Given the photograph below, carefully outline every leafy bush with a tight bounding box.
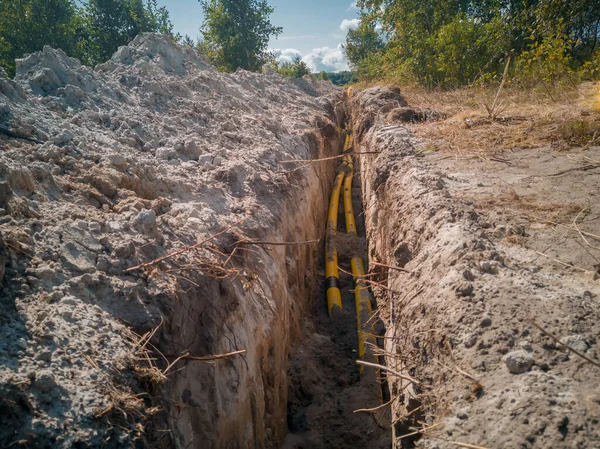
[514,24,577,88]
[431,15,510,87]
[346,0,600,89]
[265,56,311,78]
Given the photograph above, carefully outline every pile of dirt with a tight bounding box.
[0,33,343,448]
[351,86,600,449]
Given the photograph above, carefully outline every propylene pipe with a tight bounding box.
[341,133,377,375]
[325,169,345,316]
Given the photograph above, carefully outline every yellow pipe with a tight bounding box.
[325,170,345,316]
[343,130,353,153]
[342,154,377,375]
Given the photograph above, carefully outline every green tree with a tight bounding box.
[350,0,599,87]
[344,19,384,80]
[199,0,282,72]
[317,71,331,82]
[267,56,311,78]
[181,35,196,48]
[0,0,80,76]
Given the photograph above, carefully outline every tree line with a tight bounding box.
[345,0,600,88]
[0,0,342,83]
[0,0,301,79]
[0,0,176,76]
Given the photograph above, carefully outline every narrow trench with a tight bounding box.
[282,116,392,449]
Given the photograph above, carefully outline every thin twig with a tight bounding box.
[529,320,600,368]
[433,359,480,384]
[354,396,395,413]
[530,215,600,241]
[429,437,491,449]
[280,151,379,164]
[235,239,320,247]
[163,349,247,375]
[486,56,511,120]
[356,360,420,385]
[533,250,590,272]
[396,422,443,440]
[125,219,245,272]
[183,349,247,362]
[372,261,411,274]
[571,209,600,250]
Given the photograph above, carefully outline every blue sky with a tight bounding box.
[157,0,360,72]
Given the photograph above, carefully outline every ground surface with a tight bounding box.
[351,85,600,449]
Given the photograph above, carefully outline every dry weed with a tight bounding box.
[401,82,600,154]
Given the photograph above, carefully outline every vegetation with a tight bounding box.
[266,56,311,78]
[199,0,282,72]
[0,0,176,76]
[346,0,600,88]
[0,0,79,76]
[327,71,358,86]
[79,0,174,66]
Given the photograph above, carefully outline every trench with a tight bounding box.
[157,95,394,449]
[281,116,391,449]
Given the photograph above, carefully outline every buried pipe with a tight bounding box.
[340,134,378,376]
[325,169,345,316]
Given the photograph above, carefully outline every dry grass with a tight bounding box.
[399,81,600,154]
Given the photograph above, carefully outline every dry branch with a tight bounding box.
[356,360,420,385]
[531,215,600,241]
[125,219,245,273]
[235,239,320,247]
[484,56,510,120]
[372,261,411,274]
[183,349,247,362]
[280,151,379,164]
[533,250,590,272]
[529,320,600,368]
[396,422,443,441]
[163,349,247,375]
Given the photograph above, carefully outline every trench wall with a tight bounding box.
[162,111,345,449]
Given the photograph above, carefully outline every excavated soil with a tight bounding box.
[0,34,349,449]
[2,31,599,449]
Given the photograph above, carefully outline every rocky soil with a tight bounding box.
[351,86,600,449]
[0,34,344,449]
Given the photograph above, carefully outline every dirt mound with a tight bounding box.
[0,33,343,448]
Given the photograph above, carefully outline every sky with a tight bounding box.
[157,0,360,72]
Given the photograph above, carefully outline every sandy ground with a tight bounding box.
[0,33,342,448]
[351,85,600,449]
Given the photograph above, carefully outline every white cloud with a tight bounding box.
[347,1,358,10]
[340,19,360,32]
[302,45,349,73]
[271,45,350,73]
[271,48,302,65]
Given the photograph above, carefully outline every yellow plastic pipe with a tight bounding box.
[325,170,345,316]
[342,154,377,375]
